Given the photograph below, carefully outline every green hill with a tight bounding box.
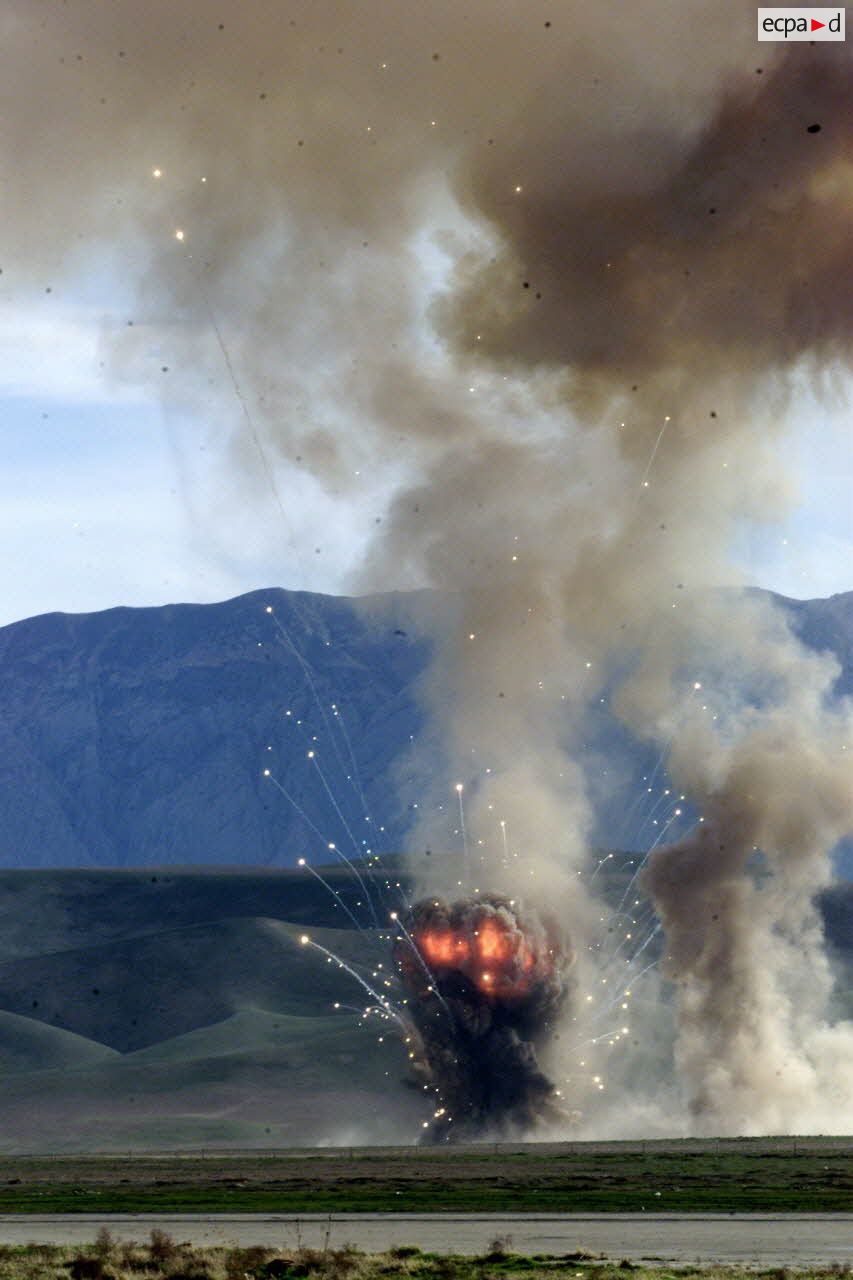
[0,1010,120,1075]
[0,867,846,1152]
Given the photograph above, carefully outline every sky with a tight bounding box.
[0,288,379,628]
[1,275,850,631]
[0,1,851,631]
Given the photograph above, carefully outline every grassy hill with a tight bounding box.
[0,866,424,1151]
[0,865,846,1153]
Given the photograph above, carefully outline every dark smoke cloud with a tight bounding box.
[4,1,853,1133]
[394,895,571,1141]
[444,55,853,385]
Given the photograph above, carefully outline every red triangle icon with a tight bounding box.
[811,17,825,29]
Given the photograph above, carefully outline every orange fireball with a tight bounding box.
[477,919,509,961]
[419,929,469,966]
[397,893,567,1008]
[414,913,547,998]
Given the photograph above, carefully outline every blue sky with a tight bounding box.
[1,284,851,631]
[0,288,371,628]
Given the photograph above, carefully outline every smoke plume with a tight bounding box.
[641,640,853,1131]
[4,1,853,1133]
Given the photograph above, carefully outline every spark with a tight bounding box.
[302,935,408,1031]
[639,417,671,488]
[297,858,367,935]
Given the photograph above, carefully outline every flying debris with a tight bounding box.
[393,893,572,1142]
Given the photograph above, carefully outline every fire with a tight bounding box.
[477,919,508,961]
[394,894,570,1143]
[420,929,469,966]
[413,909,545,999]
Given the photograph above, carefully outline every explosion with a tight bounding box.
[393,894,572,1142]
[6,0,853,1138]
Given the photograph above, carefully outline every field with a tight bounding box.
[0,1139,849,1215]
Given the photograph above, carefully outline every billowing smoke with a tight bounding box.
[641,652,853,1131]
[393,895,571,1141]
[4,2,853,1133]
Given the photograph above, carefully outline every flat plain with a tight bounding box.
[0,1139,849,1214]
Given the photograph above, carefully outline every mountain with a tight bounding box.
[0,589,431,869]
[0,585,851,872]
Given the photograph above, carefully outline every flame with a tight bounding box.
[477,919,509,961]
[414,912,545,999]
[419,929,469,966]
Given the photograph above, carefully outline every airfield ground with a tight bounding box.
[0,1138,849,1214]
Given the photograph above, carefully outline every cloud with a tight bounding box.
[0,302,154,406]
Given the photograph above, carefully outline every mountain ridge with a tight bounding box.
[0,585,851,872]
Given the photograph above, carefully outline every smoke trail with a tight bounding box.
[5,1,852,1132]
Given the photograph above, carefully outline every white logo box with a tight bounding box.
[758,7,846,38]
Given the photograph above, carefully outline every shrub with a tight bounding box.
[149,1230,180,1267]
[482,1237,513,1263]
[224,1246,276,1280]
[256,1263,301,1280]
[67,1259,106,1280]
[93,1230,115,1262]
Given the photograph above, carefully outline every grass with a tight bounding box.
[0,1148,850,1214]
[0,1232,848,1280]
